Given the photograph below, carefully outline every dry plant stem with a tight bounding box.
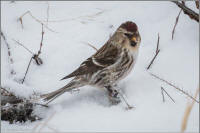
[37,112,56,132]
[172,9,182,40]
[46,125,60,132]
[46,1,50,26]
[19,17,23,29]
[118,91,133,110]
[12,39,34,54]
[18,11,56,33]
[161,87,175,103]
[116,87,134,109]
[1,87,15,97]
[82,42,98,51]
[38,24,44,55]
[150,73,199,103]
[181,87,199,133]
[147,33,160,70]
[161,87,165,102]
[43,10,105,23]
[33,24,44,65]
[195,1,199,9]
[172,1,199,22]
[22,57,33,84]
[1,31,16,75]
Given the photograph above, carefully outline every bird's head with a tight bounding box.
[115,21,141,52]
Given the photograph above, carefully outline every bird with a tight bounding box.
[42,21,141,106]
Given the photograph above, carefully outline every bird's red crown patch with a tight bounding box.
[120,21,138,32]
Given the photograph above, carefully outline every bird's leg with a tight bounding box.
[107,85,134,109]
[105,85,121,105]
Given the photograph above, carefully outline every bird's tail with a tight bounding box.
[41,79,84,104]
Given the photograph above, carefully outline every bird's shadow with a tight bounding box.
[55,88,112,109]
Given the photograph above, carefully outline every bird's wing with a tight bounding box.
[61,42,120,80]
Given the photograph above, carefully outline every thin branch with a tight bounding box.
[147,33,160,70]
[150,73,199,103]
[38,24,44,55]
[195,1,199,9]
[1,87,15,97]
[181,87,199,132]
[172,1,199,22]
[18,10,57,33]
[1,31,16,75]
[118,91,134,110]
[156,33,160,53]
[22,57,33,84]
[81,42,98,51]
[46,1,50,26]
[161,87,165,102]
[42,10,105,23]
[161,87,175,103]
[12,39,34,55]
[37,112,56,132]
[32,24,44,65]
[46,125,60,132]
[19,17,24,29]
[172,9,182,40]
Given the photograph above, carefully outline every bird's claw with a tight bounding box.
[109,95,121,105]
[109,89,121,105]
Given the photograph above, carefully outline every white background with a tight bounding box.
[1,1,199,132]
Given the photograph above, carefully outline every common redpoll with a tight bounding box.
[43,21,141,106]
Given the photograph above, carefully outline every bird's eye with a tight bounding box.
[130,41,137,47]
[124,33,132,39]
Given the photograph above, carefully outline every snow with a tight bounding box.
[1,1,199,132]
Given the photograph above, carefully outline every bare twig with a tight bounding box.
[161,87,165,102]
[32,24,44,65]
[181,87,199,132]
[147,33,160,70]
[37,112,56,132]
[81,42,98,51]
[172,1,199,22]
[1,87,15,97]
[19,17,24,29]
[118,91,134,110]
[46,2,50,26]
[172,9,182,40]
[42,10,105,23]
[16,24,45,83]
[46,125,60,132]
[161,87,175,103]
[22,57,33,84]
[150,73,199,103]
[38,24,44,55]
[12,39,34,54]
[1,31,16,75]
[13,24,44,66]
[195,1,199,9]
[18,11,57,33]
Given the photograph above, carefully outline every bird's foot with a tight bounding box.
[109,96,121,105]
[108,89,121,105]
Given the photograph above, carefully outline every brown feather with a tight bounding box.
[61,42,120,80]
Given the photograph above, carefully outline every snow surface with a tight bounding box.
[1,1,199,132]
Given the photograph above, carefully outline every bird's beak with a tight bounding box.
[131,36,140,43]
[131,37,137,42]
